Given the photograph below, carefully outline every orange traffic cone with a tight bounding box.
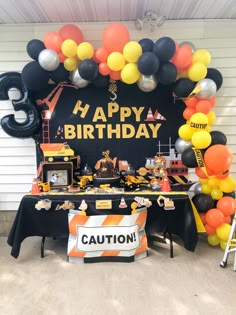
[161,173,171,192]
[31,177,41,195]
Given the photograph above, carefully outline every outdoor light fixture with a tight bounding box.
[134,10,166,31]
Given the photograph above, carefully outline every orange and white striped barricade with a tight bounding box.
[67,207,148,263]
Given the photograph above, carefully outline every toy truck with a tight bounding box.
[40,142,74,162]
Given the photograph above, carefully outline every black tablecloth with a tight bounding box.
[7,192,198,258]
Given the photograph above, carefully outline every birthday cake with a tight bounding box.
[93,150,120,187]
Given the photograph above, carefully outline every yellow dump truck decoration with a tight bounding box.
[40,143,74,162]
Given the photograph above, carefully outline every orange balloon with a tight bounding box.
[204,145,233,174]
[216,169,230,179]
[205,208,225,228]
[217,196,236,216]
[195,166,214,179]
[195,167,208,179]
[98,62,111,76]
[183,107,195,120]
[110,70,121,81]
[184,97,198,108]
[224,216,231,224]
[102,23,130,53]
[59,24,84,44]
[205,224,216,235]
[208,97,216,107]
[195,100,212,114]
[95,48,109,62]
[171,45,192,69]
[44,32,63,53]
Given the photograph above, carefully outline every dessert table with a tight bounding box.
[7,191,200,259]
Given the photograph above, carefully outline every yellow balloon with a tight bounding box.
[121,63,140,84]
[64,57,78,71]
[201,183,211,194]
[216,223,231,241]
[199,178,208,184]
[190,113,208,130]
[208,177,220,187]
[61,39,77,58]
[77,42,94,60]
[210,187,223,200]
[205,125,211,132]
[188,62,207,82]
[191,130,211,149]
[178,124,194,141]
[218,176,236,193]
[123,41,142,63]
[192,49,211,66]
[220,240,227,251]
[207,111,216,125]
[107,52,126,71]
[208,234,220,246]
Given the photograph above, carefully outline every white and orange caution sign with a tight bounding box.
[67,207,148,263]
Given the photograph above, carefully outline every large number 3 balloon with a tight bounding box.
[0,72,41,138]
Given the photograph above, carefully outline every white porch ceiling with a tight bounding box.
[0,0,235,24]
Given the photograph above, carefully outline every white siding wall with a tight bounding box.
[0,20,235,211]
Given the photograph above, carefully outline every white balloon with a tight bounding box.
[137,74,157,92]
[69,69,89,88]
[175,137,192,154]
[195,79,217,99]
[38,49,59,71]
[193,182,202,195]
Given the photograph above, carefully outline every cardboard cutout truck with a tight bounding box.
[40,143,74,162]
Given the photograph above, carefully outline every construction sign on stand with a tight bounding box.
[68,207,148,263]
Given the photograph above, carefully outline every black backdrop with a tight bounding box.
[34,81,185,170]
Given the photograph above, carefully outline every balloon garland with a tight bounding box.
[1,23,236,249]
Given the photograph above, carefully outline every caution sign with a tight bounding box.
[76,225,140,252]
[67,207,148,263]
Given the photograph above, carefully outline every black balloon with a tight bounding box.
[139,38,154,52]
[0,72,24,100]
[173,78,195,98]
[92,74,110,88]
[22,61,50,91]
[78,59,98,81]
[181,147,204,168]
[192,193,214,213]
[223,191,235,199]
[0,72,41,138]
[27,39,46,61]
[152,37,176,62]
[157,62,177,85]
[51,64,69,83]
[137,52,160,75]
[209,130,227,146]
[206,68,223,90]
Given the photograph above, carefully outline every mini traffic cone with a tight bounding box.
[79,199,88,216]
[145,108,155,121]
[31,177,41,195]
[119,197,127,208]
[161,173,171,192]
